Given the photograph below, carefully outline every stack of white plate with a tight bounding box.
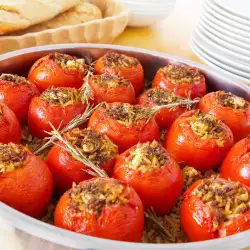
[191,0,250,82]
[119,0,176,27]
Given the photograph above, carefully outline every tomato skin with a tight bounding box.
[46,141,115,195]
[113,145,182,215]
[198,91,250,142]
[94,55,144,95]
[89,74,136,105]
[152,68,206,99]
[88,104,160,153]
[28,55,86,92]
[220,137,250,187]
[164,110,234,172]
[28,97,86,138]
[0,103,21,144]
[137,88,186,128]
[0,79,39,124]
[54,178,144,242]
[0,150,53,218]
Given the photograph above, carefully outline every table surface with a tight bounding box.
[0,0,249,249]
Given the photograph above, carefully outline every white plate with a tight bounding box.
[193,27,250,64]
[204,0,250,31]
[202,10,250,39]
[199,18,250,51]
[192,33,250,73]
[197,21,250,57]
[207,0,250,26]
[190,40,250,82]
[200,14,250,44]
[213,0,250,20]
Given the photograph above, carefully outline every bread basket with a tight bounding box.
[0,0,129,54]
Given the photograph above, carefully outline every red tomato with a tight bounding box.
[0,143,53,218]
[88,102,160,153]
[137,87,187,128]
[94,52,144,95]
[54,177,144,242]
[88,72,136,105]
[152,64,206,99]
[164,110,234,172]
[0,103,21,144]
[113,141,182,215]
[198,91,250,142]
[46,128,118,195]
[0,74,39,124]
[220,137,250,187]
[28,52,87,92]
[181,177,250,241]
[28,87,86,138]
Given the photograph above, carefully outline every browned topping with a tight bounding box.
[69,178,128,215]
[124,141,168,173]
[0,74,30,85]
[217,91,248,110]
[64,128,117,165]
[103,52,138,68]
[0,143,26,173]
[41,87,80,106]
[146,88,183,105]
[187,112,225,147]
[160,64,202,85]
[93,73,130,88]
[49,52,86,71]
[194,176,250,231]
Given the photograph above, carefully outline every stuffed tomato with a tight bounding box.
[113,140,182,215]
[152,64,206,99]
[46,128,118,195]
[164,110,234,172]
[94,52,144,94]
[88,102,160,153]
[54,177,144,242]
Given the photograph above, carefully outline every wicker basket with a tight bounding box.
[0,0,129,54]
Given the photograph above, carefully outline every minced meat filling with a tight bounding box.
[93,73,130,88]
[70,178,128,215]
[0,143,26,173]
[160,64,202,85]
[0,74,30,85]
[49,52,85,71]
[103,52,138,68]
[64,128,117,165]
[124,141,168,173]
[41,87,80,106]
[217,91,248,110]
[188,112,225,147]
[193,176,250,232]
[146,88,182,105]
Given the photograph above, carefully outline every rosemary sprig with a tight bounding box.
[34,103,102,155]
[144,208,176,243]
[47,123,108,178]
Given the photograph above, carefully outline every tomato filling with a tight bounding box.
[193,176,250,231]
[217,91,248,111]
[188,112,225,146]
[146,88,183,105]
[160,64,202,85]
[93,73,130,88]
[182,166,202,192]
[49,52,86,71]
[124,141,167,173]
[40,87,80,106]
[0,143,26,173]
[69,178,128,215]
[0,74,30,85]
[64,128,118,165]
[103,52,138,68]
